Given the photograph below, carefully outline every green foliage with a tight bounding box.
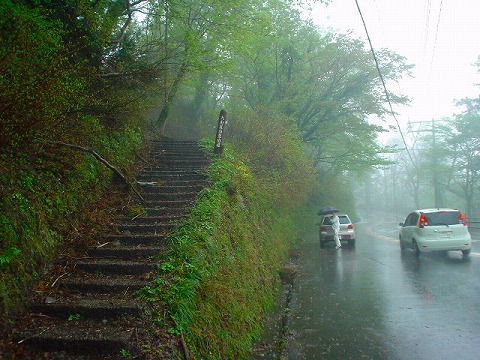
[67,314,81,321]
[119,348,132,358]
[0,1,85,149]
[227,107,316,207]
[0,246,21,267]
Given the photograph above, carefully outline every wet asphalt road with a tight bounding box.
[255,219,480,360]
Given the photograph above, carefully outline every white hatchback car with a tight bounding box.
[319,214,356,248]
[398,208,472,257]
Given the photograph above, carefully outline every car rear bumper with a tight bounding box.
[417,238,472,252]
[320,233,355,241]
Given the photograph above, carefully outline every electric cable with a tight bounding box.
[428,0,444,79]
[354,0,418,170]
[424,0,432,61]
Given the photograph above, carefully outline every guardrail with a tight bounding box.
[468,221,480,230]
[468,217,480,229]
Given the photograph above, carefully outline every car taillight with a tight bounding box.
[459,211,467,226]
[419,212,426,228]
[321,226,327,231]
[348,224,354,230]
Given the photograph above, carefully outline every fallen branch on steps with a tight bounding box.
[49,141,145,203]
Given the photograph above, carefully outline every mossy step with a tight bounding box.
[144,199,194,208]
[140,184,205,193]
[117,214,183,223]
[87,245,164,260]
[137,178,208,188]
[29,299,143,320]
[16,323,136,355]
[156,163,209,170]
[137,174,207,182]
[113,223,175,234]
[137,179,207,186]
[151,141,200,148]
[142,191,199,201]
[100,234,167,246]
[75,259,157,275]
[144,208,187,217]
[156,157,209,162]
[154,153,209,159]
[61,276,149,294]
[142,184,205,195]
[139,170,207,178]
[150,147,203,153]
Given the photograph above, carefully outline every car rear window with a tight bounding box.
[323,216,350,225]
[424,211,461,226]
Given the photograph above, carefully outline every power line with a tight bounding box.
[428,0,444,78]
[354,0,418,170]
[423,0,432,61]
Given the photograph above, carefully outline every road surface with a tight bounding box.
[254,218,480,359]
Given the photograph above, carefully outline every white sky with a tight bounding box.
[308,0,480,138]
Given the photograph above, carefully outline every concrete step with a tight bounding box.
[87,245,163,260]
[138,179,208,188]
[112,223,175,234]
[16,323,137,355]
[75,259,157,275]
[154,158,208,165]
[100,234,167,246]
[140,184,205,193]
[29,299,143,320]
[144,199,195,208]
[154,152,209,159]
[119,214,183,223]
[151,140,200,147]
[142,191,199,201]
[138,170,207,179]
[150,145,202,153]
[144,207,187,217]
[61,276,150,294]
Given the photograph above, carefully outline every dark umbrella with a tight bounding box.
[317,206,339,215]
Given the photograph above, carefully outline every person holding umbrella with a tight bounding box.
[331,210,342,250]
[318,206,342,250]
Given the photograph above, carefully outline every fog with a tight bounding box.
[310,0,480,133]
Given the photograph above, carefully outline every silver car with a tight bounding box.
[319,214,356,248]
[399,208,472,257]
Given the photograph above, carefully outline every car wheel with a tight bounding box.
[320,239,325,249]
[399,236,406,252]
[462,249,471,257]
[413,240,421,258]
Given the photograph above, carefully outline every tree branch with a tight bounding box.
[49,141,145,203]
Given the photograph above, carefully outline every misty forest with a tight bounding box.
[2,0,480,358]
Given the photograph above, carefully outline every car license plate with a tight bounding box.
[438,232,452,238]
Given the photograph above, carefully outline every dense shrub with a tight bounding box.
[227,107,316,207]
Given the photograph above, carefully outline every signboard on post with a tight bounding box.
[214,109,227,154]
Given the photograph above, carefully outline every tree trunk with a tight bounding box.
[157,61,188,133]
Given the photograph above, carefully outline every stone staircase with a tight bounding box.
[12,139,210,359]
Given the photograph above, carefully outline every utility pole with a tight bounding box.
[408,119,445,208]
[431,119,442,208]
